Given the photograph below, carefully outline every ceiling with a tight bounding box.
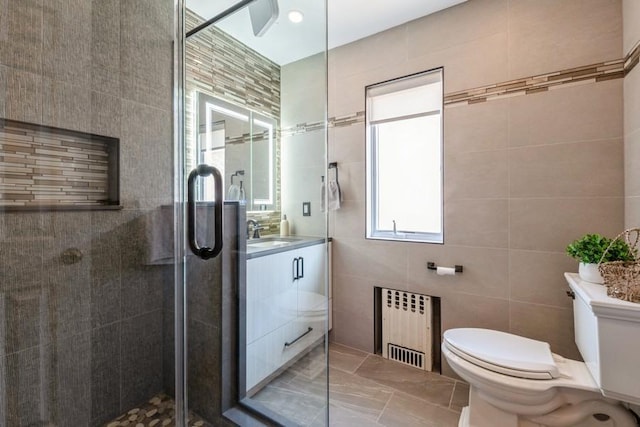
[186,0,467,65]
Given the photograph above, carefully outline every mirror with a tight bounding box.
[195,92,277,211]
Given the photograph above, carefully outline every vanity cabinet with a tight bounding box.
[245,242,327,392]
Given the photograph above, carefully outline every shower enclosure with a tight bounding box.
[0,0,328,425]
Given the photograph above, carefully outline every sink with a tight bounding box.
[247,237,302,250]
[248,240,292,248]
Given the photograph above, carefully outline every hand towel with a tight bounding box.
[327,180,342,211]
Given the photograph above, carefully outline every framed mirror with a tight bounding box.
[195,92,277,211]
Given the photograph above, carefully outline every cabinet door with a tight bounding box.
[296,243,326,296]
[246,251,297,344]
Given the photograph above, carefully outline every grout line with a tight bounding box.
[448,382,457,410]
[375,390,395,424]
[351,353,371,374]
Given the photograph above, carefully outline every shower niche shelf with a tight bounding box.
[0,118,121,211]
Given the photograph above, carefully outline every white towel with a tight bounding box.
[327,180,342,211]
[321,181,326,212]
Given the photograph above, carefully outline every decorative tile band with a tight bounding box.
[625,39,640,76]
[444,59,625,107]
[0,119,119,210]
[280,111,365,136]
[303,42,640,130]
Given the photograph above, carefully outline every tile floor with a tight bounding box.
[252,342,469,426]
[106,342,469,426]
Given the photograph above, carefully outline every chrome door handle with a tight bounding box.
[187,164,223,260]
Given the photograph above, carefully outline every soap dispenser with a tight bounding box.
[280,215,290,237]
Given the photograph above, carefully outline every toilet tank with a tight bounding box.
[566,273,640,405]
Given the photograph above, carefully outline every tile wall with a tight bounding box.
[0,1,174,425]
[281,53,327,237]
[185,10,282,234]
[0,120,116,208]
[327,0,626,376]
[624,0,640,229]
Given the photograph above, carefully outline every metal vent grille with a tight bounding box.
[387,343,425,369]
[382,289,432,371]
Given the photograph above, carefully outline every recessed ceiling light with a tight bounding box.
[288,10,304,24]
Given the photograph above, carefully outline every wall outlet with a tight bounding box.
[302,202,311,216]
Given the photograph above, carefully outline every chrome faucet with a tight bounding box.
[246,219,264,239]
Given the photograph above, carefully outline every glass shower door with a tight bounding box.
[181,0,329,425]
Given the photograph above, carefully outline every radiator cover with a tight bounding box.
[382,288,432,370]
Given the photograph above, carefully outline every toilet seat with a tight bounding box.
[444,328,559,380]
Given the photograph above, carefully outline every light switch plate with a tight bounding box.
[302,202,311,216]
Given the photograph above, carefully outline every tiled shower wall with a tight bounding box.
[328,0,626,376]
[185,10,282,234]
[0,1,173,425]
[624,0,640,228]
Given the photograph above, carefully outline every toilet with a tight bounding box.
[442,273,640,427]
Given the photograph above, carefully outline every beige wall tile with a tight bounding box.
[406,245,509,300]
[625,129,640,197]
[406,0,508,56]
[409,32,509,94]
[509,139,624,198]
[445,149,508,200]
[509,250,578,309]
[624,66,640,136]
[510,198,624,252]
[332,200,366,239]
[327,0,627,367]
[508,80,623,147]
[333,162,364,202]
[441,293,510,334]
[332,309,375,353]
[444,99,509,153]
[330,25,407,80]
[332,239,408,284]
[508,0,622,79]
[281,53,326,127]
[444,199,509,248]
[509,302,581,360]
[626,196,640,228]
[329,125,365,165]
[623,0,640,55]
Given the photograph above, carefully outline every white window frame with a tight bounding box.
[365,68,444,244]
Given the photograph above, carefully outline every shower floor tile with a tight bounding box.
[104,393,208,427]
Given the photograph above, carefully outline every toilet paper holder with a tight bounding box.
[427,262,463,273]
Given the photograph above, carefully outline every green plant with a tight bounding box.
[566,234,635,264]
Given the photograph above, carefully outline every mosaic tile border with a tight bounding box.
[444,58,625,107]
[625,39,640,76]
[0,118,120,210]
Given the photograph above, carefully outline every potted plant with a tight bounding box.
[566,234,634,283]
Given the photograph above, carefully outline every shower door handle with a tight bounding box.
[187,164,223,260]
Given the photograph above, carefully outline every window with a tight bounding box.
[366,68,443,243]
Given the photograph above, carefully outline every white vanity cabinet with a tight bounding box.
[245,241,327,392]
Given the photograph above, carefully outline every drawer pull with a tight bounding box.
[284,327,313,348]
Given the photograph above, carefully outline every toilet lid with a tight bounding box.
[444,328,559,380]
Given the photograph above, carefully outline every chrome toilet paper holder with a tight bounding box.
[427,262,463,273]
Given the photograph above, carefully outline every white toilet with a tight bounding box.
[442,273,640,427]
